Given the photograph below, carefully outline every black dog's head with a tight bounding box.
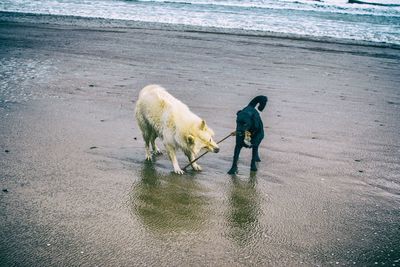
[235,110,253,137]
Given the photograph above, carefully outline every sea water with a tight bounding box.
[1,0,400,45]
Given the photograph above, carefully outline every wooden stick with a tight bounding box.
[182,131,236,171]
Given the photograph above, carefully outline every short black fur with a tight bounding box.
[228,95,268,174]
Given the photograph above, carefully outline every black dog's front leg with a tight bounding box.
[228,144,242,174]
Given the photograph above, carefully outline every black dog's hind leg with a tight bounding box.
[251,146,259,171]
[251,132,263,163]
[228,145,242,174]
[255,146,261,162]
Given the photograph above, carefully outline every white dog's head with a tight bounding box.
[187,120,219,155]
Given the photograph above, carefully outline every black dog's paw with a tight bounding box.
[228,167,238,175]
[250,165,258,172]
[255,157,261,162]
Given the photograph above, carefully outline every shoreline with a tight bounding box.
[1,11,400,50]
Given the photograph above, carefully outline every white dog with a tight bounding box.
[135,85,219,174]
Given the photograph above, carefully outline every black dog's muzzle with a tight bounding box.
[236,129,251,138]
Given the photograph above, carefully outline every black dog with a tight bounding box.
[228,95,268,174]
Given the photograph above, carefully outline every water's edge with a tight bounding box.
[1,11,400,50]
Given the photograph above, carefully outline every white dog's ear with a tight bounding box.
[187,134,195,145]
[199,120,206,130]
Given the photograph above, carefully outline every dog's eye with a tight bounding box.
[209,138,212,142]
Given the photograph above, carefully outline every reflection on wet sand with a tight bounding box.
[130,162,208,234]
[227,173,261,246]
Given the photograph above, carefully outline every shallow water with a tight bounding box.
[0,56,56,104]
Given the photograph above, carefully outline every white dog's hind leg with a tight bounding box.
[137,116,152,161]
[144,139,152,161]
[166,145,184,174]
[150,135,162,155]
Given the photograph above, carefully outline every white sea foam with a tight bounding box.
[1,0,399,44]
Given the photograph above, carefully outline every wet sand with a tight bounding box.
[1,21,400,266]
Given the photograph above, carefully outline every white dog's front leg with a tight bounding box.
[166,145,184,174]
[192,162,202,171]
[186,152,202,171]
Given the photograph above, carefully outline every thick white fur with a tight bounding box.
[135,85,219,174]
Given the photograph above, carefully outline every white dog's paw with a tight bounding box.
[174,168,184,175]
[145,155,152,161]
[192,163,202,171]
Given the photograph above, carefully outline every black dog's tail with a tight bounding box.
[248,95,268,111]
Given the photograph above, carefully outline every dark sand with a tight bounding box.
[1,20,400,266]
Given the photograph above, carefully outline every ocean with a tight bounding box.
[1,0,400,45]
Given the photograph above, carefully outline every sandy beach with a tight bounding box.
[1,19,400,266]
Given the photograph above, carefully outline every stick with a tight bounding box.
[182,131,236,171]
